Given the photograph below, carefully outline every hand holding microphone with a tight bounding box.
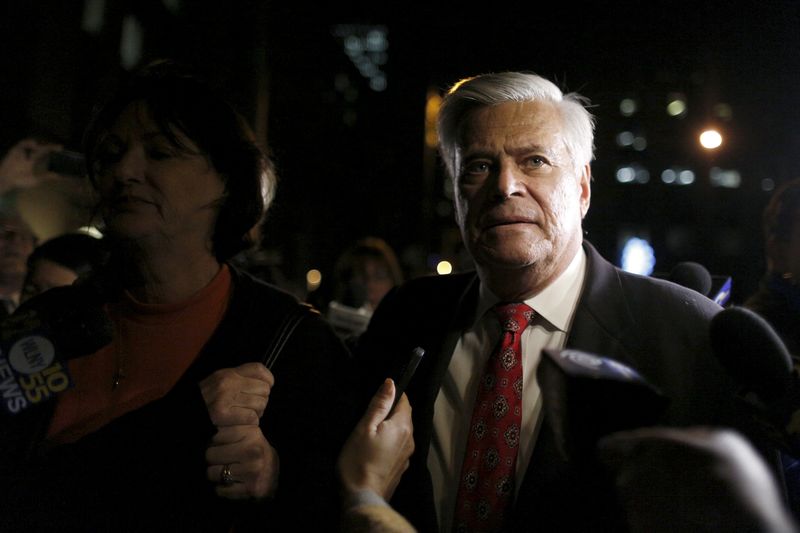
[599,426,798,533]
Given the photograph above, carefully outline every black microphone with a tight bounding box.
[709,306,800,453]
[669,261,713,297]
[0,285,113,415]
[537,348,669,462]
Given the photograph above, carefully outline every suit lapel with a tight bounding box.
[512,242,642,528]
[565,242,642,365]
[411,273,479,459]
[392,273,480,532]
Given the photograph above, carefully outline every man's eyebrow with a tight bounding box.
[506,143,555,157]
[460,148,494,160]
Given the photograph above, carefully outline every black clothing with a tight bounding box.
[0,266,356,532]
[745,274,800,359]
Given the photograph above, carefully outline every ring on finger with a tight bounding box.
[220,464,235,485]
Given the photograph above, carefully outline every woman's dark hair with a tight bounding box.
[333,237,404,297]
[26,233,106,277]
[83,60,275,261]
[763,178,800,243]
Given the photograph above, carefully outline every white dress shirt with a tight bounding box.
[428,248,587,531]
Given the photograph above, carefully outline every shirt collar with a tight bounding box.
[475,246,587,332]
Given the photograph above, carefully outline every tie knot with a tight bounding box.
[493,302,534,333]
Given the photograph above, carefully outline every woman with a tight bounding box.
[0,62,355,531]
[332,237,404,313]
[325,237,404,341]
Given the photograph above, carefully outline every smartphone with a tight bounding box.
[390,346,425,414]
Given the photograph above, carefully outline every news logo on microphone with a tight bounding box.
[0,308,73,414]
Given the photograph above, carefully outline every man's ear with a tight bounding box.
[766,235,787,273]
[579,164,592,219]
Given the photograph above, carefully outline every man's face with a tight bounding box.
[0,213,35,290]
[453,100,591,293]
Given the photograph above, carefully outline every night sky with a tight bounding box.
[2,0,799,301]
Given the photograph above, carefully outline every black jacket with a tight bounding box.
[0,266,357,532]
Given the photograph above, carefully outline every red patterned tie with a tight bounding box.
[452,302,534,533]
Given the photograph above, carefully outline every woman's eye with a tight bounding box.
[93,143,123,172]
[146,146,174,160]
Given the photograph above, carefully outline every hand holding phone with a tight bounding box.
[390,346,425,414]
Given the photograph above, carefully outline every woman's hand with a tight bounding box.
[201,362,279,500]
[0,138,63,192]
[206,425,280,500]
[200,362,274,426]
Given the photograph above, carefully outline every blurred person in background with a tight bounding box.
[0,203,36,315]
[0,61,355,532]
[744,178,800,517]
[0,138,71,314]
[745,178,800,358]
[20,232,105,303]
[327,236,404,341]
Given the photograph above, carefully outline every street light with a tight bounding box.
[699,129,723,150]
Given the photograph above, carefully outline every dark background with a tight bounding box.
[2,0,799,303]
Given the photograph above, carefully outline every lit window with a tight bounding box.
[369,75,387,92]
[710,167,741,188]
[621,237,656,276]
[714,103,733,121]
[616,131,634,147]
[620,98,637,116]
[667,99,687,117]
[666,92,688,117]
[678,170,695,185]
[333,24,390,92]
[616,166,636,183]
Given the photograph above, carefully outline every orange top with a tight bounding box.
[47,265,232,444]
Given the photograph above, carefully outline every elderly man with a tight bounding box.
[357,72,749,532]
[0,206,35,315]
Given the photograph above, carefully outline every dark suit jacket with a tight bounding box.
[357,242,745,532]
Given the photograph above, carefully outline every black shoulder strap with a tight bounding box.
[261,302,320,369]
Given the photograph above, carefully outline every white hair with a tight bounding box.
[437,72,595,179]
